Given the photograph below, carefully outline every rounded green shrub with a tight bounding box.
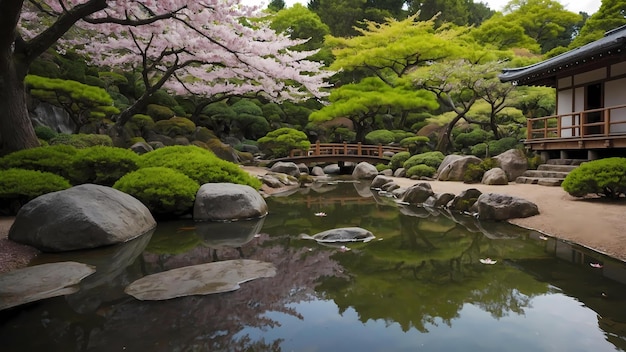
[406,164,436,178]
[70,146,140,186]
[0,168,71,213]
[257,127,311,159]
[389,151,410,171]
[376,163,391,172]
[113,167,199,217]
[454,128,492,150]
[365,129,395,145]
[140,145,261,189]
[463,158,498,183]
[50,133,113,148]
[126,114,155,137]
[154,117,196,137]
[403,151,445,170]
[34,125,58,141]
[470,137,521,157]
[146,104,175,121]
[400,136,430,154]
[562,158,626,199]
[0,144,77,179]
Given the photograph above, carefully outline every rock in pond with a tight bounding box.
[301,227,375,243]
[194,183,268,221]
[124,259,277,300]
[0,262,95,310]
[9,184,156,252]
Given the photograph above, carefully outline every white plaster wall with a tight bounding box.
[558,88,578,137]
[574,67,607,85]
[605,78,626,133]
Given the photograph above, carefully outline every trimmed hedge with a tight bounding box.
[403,151,445,170]
[50,133,113,148]
[0,168,71,214]
[406,164,436,178]
[69,146,140,186]
[257,127,311,159]
[562,158,626,198]
[113,167,199,217]
[0,144,77,179]
[389,151,410,171]
[140,145,261,189]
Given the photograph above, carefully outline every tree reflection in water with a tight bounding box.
[2,182,626,351]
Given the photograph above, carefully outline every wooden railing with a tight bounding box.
[526,104,626,140]
[290,141,406,158]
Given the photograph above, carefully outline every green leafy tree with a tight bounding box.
[569,0,626,48]
[470,14,541,52]
[503,0,582,52]
[25,75,119,133]
[309,77,438,141]
[258,127,311,158]
[411,60,517,152]
[267,0,286,12]
[270,4,332,63]
[231,100,270,140]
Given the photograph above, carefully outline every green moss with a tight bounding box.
[113,167,199,217]
[126,114,155,137]
[70,146,140,186]
[34,125,58,141]
[49,133,113,148]
[463,158,498,183]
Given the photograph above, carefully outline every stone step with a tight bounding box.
[537,164,579,172]
[522,170,570,178]
[515,176,564,186]
[546,158,587,166]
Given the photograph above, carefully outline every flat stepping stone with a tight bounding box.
[125,259,276,300]
[0,262,95,310]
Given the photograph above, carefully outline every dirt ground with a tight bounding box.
[2,166,625,274]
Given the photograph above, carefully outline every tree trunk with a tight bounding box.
[0,48,39,155]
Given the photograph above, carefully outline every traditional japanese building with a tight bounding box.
[500,25,626,160]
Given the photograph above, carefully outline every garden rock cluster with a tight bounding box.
[370,175,539,221]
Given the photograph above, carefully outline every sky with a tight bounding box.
[243,0,601,15]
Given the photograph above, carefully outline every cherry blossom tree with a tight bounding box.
[0,0,332,153]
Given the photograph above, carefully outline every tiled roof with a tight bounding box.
[499,25,626,86]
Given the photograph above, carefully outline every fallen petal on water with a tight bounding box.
[479,258,497,265]
[590,263,603,268]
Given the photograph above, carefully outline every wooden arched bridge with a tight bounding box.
[271,142,406,165]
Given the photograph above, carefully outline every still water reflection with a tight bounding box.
[2,181,626,351]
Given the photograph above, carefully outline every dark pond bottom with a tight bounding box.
[1,182,626,351]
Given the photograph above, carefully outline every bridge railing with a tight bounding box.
[289,141,406,158]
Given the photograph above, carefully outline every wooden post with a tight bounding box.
[556,115,562,138]
[357,142,362,155]
[343,141,348,155]
[604,108,610,136]
[527,119,532,140]
[315,141,320,155]
[378,144,383,156]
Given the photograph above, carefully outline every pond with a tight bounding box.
[2,181,626,351]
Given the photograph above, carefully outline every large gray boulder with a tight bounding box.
[494,149,528,181]
[401,182,434,204]
[9,184,156,252]
[424,192,456,208]
[352,162,378,179]
[194,183,268,221]
[481,168,508,185]
[311,166,325,176]
[270,161,300,177]
[447,188,482,212]
[475,193,539,221]
[437,155,482,181]
[371,175,394,189]
[323,164,341,175]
